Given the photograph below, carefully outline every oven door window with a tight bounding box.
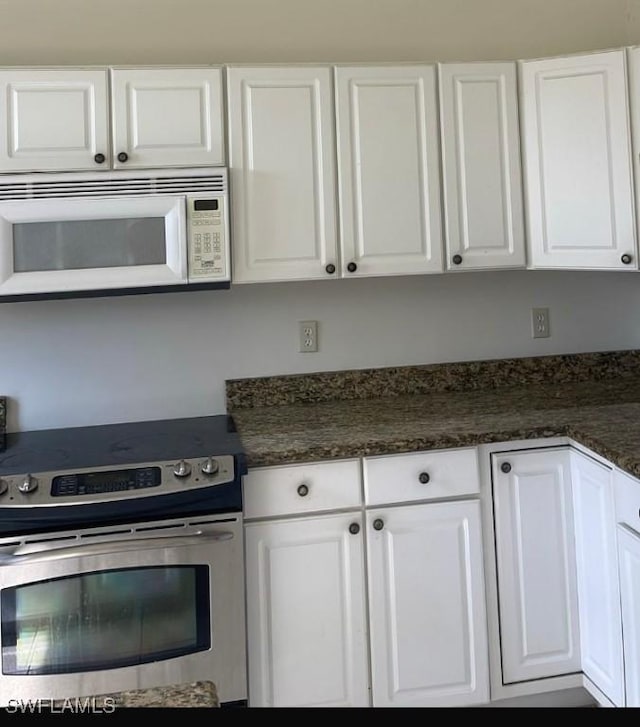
[0,566,210,675]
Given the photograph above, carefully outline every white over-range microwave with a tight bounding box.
[0,168,230,301]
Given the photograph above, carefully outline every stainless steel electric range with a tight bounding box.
[0,415,247,707]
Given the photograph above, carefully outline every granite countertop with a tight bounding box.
[226,351,640,480]
[54,681,219,709]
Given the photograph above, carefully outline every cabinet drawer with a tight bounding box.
[243,459,362,520]
[363,447,480,506]
[614,469,640,535]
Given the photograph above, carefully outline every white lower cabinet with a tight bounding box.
[571,452,624,707]
[244,451,490,708]
[614,468,640,707]
[244,512,370,707]
[244,444,639,708]
[366,500,489,707]
[617,525,640,707]
[492,448,581,683]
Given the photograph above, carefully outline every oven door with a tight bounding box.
[0,195,187,296]
[0,516,246,706]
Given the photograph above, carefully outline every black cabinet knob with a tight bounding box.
[297,483,309,497]
[347,262,358,273]
[500,462,512,474]
[349,522,360,535]
[94,153,106,164]
[621,253,633,265]
[373,518,384,531]
[418,472,430,484]
[117,152,129,163]
[452,254,463,265]
[325,263,336,275]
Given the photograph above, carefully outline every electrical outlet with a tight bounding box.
[299,320,318,352]
[531,307,550,339]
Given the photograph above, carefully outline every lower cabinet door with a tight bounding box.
[366,500,490,707]
[618,525,640,707]
[244,512,370,707]
[492,449,581,683]
[571,452,624,706]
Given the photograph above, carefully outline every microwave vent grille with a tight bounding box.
[0,173,227,200]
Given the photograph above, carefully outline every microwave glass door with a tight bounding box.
[1,565,211,676]
[13,218,168,272]
[0,196,187,296]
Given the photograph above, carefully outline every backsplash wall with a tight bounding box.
[3,270,640,432]
[2,0,640,431]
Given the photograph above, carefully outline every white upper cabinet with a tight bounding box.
[335,65,443,277]
[625,46,640,252]
[439,62,525,271]
[227,66,339,283]
[519,49,636,270]
[0,66,224,173]
[0,68,110,172]
[110,68,224,169]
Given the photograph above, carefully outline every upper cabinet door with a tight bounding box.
[110,68,224,169]
[625,46,640,254]
[0,69,109,172]
[227,66,339,283]
[520,50,636,270]
[335,66,443,277]
[439,62,525,271]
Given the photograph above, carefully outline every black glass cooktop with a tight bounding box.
[0,415,247,476]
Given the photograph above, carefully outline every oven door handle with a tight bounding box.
[0,530,234,564]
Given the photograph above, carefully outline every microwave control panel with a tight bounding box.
[186,196,228,280]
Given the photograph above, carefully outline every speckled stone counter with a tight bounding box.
[54,681,219,709]
[226,351,640,479]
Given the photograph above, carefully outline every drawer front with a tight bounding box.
[614,468,640,535]
[243,459,362,520]
[364,447,480,506]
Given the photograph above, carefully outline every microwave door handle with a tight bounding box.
[0,530,233,565]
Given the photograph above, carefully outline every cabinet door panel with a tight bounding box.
[228,66,338,282]
[571,453,624,706]
[493,449,581,683]
[520,50,636,269]
[335,66,443,276]
[111,68,224,168]
[618,525,640,707]
[439,62,525,270]
[0,69,109,172]
[245,513,369,707]
[367,500,489,707]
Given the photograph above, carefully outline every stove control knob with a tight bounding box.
[0,480,7,496]
[201,457,220,476]
[18,474,38,494]
[173,460,192,478]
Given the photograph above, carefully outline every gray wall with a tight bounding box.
[1,0,640,432]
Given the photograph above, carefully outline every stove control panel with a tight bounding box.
[0,455,236,506]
